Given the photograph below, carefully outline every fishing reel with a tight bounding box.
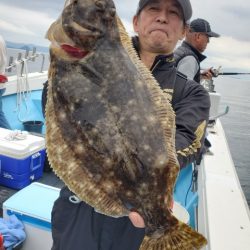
[200,78,215,92]
[210,66,222,78]
[200,66,222,92]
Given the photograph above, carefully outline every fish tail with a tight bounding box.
[140,221,207,250]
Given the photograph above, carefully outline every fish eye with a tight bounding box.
[95,0,105,10]
[110,8,116,17]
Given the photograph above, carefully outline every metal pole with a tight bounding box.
[32,47,37,61]
[7,56,14,72]
[40,54,45,73]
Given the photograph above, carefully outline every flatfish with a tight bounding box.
[45,0,207,249]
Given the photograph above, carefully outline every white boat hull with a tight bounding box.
[198,119,250,250]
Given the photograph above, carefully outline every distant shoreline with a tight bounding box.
[6,40,49,53]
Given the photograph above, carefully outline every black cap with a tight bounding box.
[189,18,220,38]
[136,0,192,22]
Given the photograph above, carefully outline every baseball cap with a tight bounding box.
[189,18,220,37]
[136,0,192,22]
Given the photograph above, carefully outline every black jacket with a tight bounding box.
[174,41,206,83]
[132,37,210,168]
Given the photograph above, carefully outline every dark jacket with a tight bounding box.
[133,37,210,168]
[174,41,206,83]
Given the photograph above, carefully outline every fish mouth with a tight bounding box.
[63,20,104,49]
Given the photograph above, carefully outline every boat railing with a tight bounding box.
[6,47,46,76]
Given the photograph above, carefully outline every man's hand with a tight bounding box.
[0,75,8,83]
[201,68,213,80]
[128,212,145,228]
[128,200,174,228]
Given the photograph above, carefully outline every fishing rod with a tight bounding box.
[209,66,250,77]
[217,72,250,76]
[201,66,250,93]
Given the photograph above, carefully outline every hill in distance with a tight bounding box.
[6,41,49,53]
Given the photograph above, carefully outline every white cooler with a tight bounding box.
[3,182,60,250]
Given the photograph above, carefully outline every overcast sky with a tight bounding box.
[0,0,249,71]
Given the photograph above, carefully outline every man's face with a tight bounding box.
[196,33,210,53]
[133,0,185,54]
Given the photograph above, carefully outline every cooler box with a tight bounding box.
[0,128,46,189]
[3,182,60,250]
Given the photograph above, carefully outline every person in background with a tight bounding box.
[0,35,11,129]
[174,18,220,83]
[174,18,219,158]
[49,0,210,249]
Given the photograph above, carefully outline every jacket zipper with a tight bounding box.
[151,60,161,73]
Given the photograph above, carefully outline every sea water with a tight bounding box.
[215,75,250,207]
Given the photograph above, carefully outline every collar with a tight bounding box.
[182,41,207,62]
[151,54,175,71]
[132,36,175,71]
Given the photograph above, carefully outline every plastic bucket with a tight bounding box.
[23,120,44,134]
[172,202,190,224]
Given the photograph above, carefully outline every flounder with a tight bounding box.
[45,0,207,249]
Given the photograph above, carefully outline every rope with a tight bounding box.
[14,58,31,122]
[4,130,28,141]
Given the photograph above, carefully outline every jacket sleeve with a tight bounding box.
[172,79,210,169]
[176,56,199,80]
[0,35,7,75]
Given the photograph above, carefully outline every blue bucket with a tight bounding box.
[23,120,44,134]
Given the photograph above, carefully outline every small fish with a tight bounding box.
[45,0,207,249]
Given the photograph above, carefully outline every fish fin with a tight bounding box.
[117,15,180,206]
[140,221,207,250]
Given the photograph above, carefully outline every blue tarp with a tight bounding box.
[0,214,26,249]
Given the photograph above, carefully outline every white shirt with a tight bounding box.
[0,35,7,89]
[176,55,199,80]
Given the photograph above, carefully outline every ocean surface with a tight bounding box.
[215,75,250,207]
[5,48,250,207]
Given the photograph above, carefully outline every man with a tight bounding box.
[175,18,220,83]
[174,18,219,155]
[0,35,11,129]
[50,0,210,249]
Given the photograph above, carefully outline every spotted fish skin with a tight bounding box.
[46,0,207,249]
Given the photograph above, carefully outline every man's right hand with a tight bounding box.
[128,212,145,228]
[0,75,8,83]
[201,68,213,80]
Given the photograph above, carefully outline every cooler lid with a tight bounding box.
[0,128,45,159]
[3,182,60,222]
